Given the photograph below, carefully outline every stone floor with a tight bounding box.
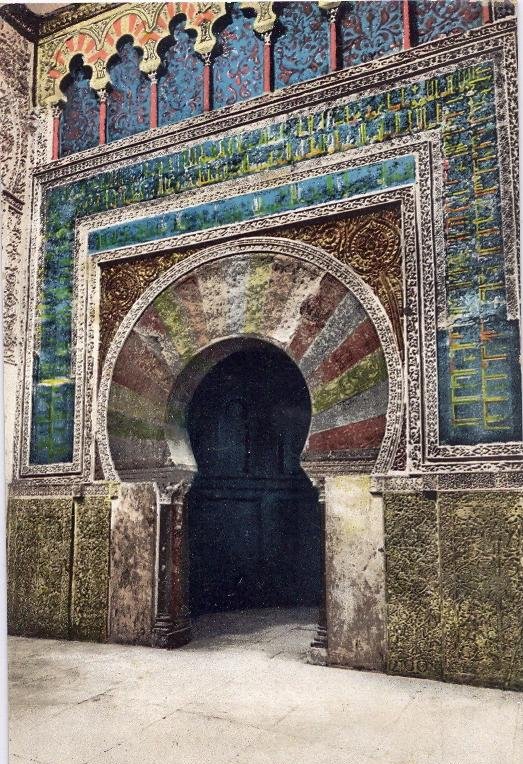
[8,607,523,764]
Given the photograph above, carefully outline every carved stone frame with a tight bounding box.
[13,20,522,489]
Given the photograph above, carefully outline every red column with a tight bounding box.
[329,8,338,72]
[482,1,491,24]
[51,105,61,160]
[98,89,107,146]
[402,0,411,50]
[263,32,272,93]
[149,72,158,129]
[203,53,211,112]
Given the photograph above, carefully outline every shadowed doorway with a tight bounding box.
[186,341,322,617]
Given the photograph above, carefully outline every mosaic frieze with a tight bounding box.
[87,157,415,253]
[339,1,403,68]
[31,60,520,465]
[213,4,263,108]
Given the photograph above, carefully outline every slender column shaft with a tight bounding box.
[311,477,328,653]
[203,54,212,112]
[51,105,61,160]
[149,72,158,129]
[402,0,411,50]
[98,89,107,146]
[152,482,191,649]
[482,0,491,24]
[152,503,175,648]
[263,32,272,93]
[169,484,191,646]
[329,9,338,72]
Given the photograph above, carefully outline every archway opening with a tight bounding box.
[186,340,322,620]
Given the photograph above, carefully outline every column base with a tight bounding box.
[310,623,328,650]
[152,616,191,648]
[308,645,328,666]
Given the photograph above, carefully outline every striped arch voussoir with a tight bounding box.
[98,237,403,483]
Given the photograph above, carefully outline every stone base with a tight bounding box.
[152,618,192,649]
[308,646,328,666]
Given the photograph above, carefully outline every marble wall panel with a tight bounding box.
[108,482,158,645]
[325,476,387,670]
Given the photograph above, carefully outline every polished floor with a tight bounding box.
[8,608,523,764]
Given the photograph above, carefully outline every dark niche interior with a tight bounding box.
[186,342,322,615]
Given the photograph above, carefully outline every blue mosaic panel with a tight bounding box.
[88,157,415,253]
[107,39,150,142]
[413,0,483,45]
[273,1,329,89]
[339,1,403,68]
[493,0,516,19]
[158,20,204,126]
[31,63,521,463]
[59,59,99,157]
[213,4,263,109]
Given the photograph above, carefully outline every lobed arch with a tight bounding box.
[42,2,276,105]
[97,237,403,484]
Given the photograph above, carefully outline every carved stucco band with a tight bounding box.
[96,238,404,481]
